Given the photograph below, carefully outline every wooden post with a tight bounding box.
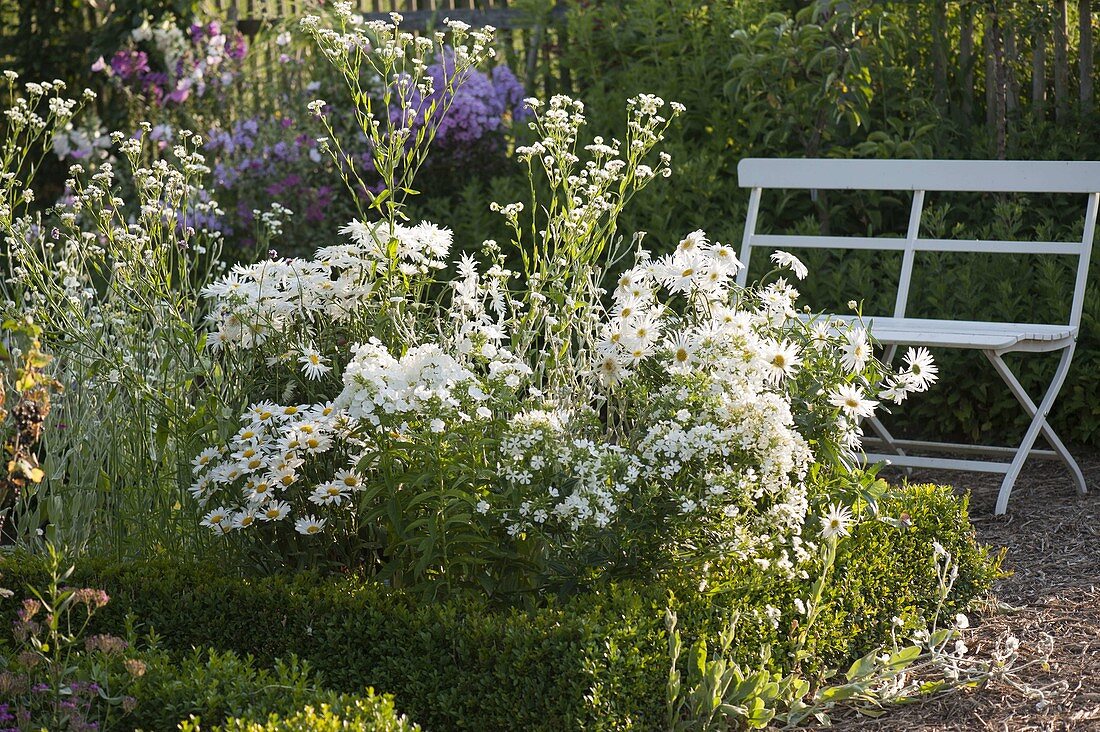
[1004,17,1020,116]
[961,4,975,119]
[1032,22,1047,120]
[991,6,1008,158]
[931,0,949,108]
[1055,0,1069,121]
[1081,0,1094,111]
[985,9,997,133]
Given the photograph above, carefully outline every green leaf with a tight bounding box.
[846,649,879,681]
[887,645,922,669]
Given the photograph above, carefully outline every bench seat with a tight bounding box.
[814,315,1077,351]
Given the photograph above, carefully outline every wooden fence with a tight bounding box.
[210,0,570,97]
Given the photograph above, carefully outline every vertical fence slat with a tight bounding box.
[1055,0,1070,121]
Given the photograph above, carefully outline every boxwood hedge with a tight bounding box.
[0,483,999,731]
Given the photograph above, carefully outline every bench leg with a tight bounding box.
[984,346,1084,515]
[865,415,905,455]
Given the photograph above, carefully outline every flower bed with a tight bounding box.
[0,7,1004,730]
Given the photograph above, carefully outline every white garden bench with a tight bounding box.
[734,158,1100,514]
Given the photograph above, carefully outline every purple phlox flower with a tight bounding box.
[227,34,248,61]
[167,81,192,105]
[491,64,529,121]
[388,50,525,151]
[110,50,149,80]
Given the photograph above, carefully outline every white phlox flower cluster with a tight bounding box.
[335,338,525,429]
[497,408,628,533]
[202,219,452,351]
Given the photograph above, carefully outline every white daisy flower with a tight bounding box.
[829,383,879,418]
[259,500,291,522]
[770,250,808,280]
[298,346,332,380]
[295,515,327,535]
[819,503,853,539]
[309,482,350,506]
[902,346,938,391]
[201,507,231,531]
[764,339,802,382]
[840,327,871,373]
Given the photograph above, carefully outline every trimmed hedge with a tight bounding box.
[0,484,999,731]
[177,691,420,732]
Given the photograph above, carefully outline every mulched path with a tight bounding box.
[829,452,1100,731]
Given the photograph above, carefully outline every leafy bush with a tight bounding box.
[176,690,419,732]
[126,650,324,731]
[0,483,999,731]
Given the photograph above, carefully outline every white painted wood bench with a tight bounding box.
[734,158,1100,514]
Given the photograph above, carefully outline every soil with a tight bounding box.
[828,452,1100,731]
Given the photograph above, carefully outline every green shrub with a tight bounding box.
[122,648,417,732]
[0,483,997,731]
[176,689,419,732]
[126,649,325,731]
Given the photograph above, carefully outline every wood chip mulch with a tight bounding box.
[827,452,1100,731]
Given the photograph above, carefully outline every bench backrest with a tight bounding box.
[735,158,1100,327]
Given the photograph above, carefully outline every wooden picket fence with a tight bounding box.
[208,0,571,105]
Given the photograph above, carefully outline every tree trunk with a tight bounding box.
[991,7,1008,158]
[1055,0,1070,121]
[1081,0,1094,112]
[1032,26,1047,120]
[961,5,975,119]
[932,1,949,108]
[985,10,997,133]
[1004,18,1020,116]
